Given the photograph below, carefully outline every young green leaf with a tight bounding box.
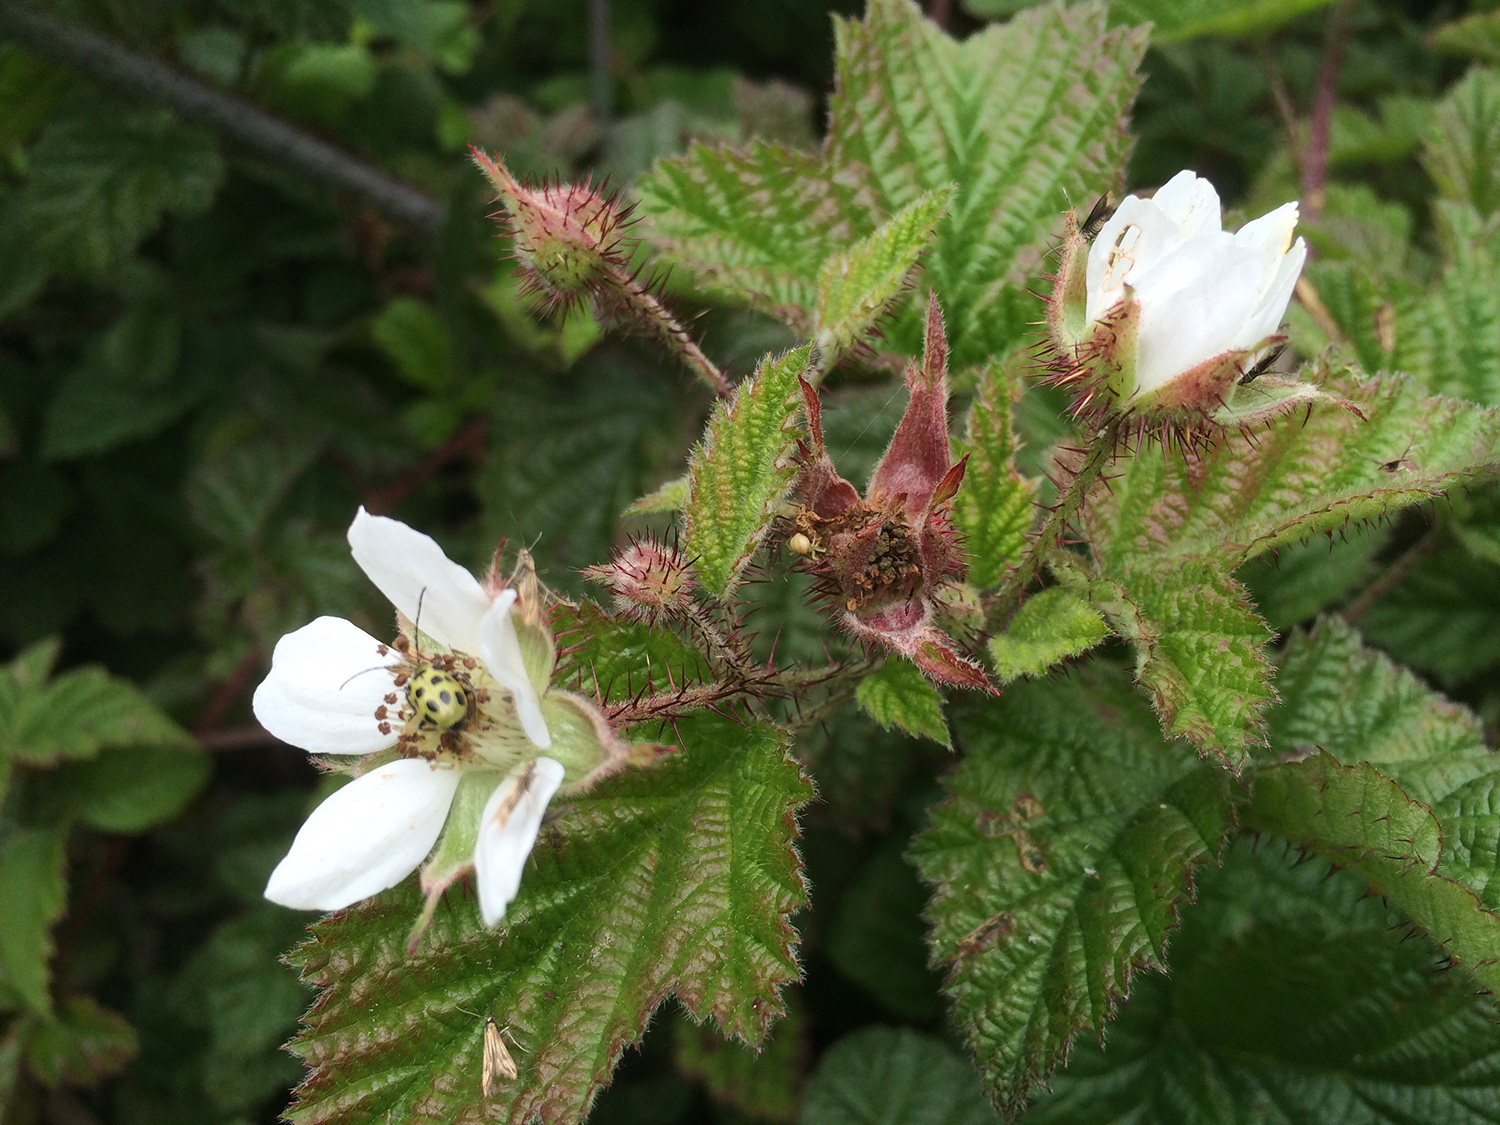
[1423,66,1500,218]
[1090,558,1276,764]
[955,355,1035,588]
[1082,362,1500,573]
[369,297,455,392]
[988,587,1108,683]
[802,1027,997,1125]
[1022,838,1500,1125]
[910,670,1234,1116]
[285,713,811,1125]
[683,344,812,599]
[855,659,951,747]
[19,994,138,1088]
[0,825,68,1016]
[814,186,953,361]
[638,0,1145,368]
[627,472,689,515]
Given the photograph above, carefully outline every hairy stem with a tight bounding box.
[990,420,1121,624]
[1302,0,1355,221]
[0,3,445,236]
[1340,524,1442,626]
[608,264,733,397]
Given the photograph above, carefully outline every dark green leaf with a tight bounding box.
[801,1027,997,1125]
[66,744,211,833]
[0,825,68,1016]
[1021,838,1500,1125]
[22,994,137,1088]
[910,670,1234,1115]
[673,998,804,1123]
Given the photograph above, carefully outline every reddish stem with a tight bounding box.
[1302,0,1355,221]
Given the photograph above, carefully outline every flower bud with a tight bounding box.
[1047,170,1324,431]
[583,537,696,624]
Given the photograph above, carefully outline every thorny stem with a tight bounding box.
[990,419,1122,623]
[0,3,446,237]
[611,266,733,398]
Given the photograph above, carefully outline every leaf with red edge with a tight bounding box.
[910,668,1233,1117]
[284,712,812,1125]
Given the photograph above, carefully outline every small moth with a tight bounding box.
[1237,342,1288,386]
[1079,193,1116,241]
[481,1017,520,1097]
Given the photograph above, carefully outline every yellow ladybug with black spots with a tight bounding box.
[407,664,473,731]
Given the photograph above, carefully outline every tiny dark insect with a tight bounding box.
[1237,343,1288,386]
[1079,193,1116,241]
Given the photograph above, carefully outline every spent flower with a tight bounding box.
[790,295,989,691]
[253,509,627,939]
[1047,169,1325,431]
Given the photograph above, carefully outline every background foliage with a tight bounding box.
[4,0,1500,1123]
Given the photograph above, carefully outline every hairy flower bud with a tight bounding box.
[583,537,696,624]
[1046,170,1326,432]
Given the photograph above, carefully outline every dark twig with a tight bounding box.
[1302,0,1356,221]
[0,3,446,237]
[589,0,612,126]
[193,646,263,739]
[362,415,490,513]
[1340,524,1442,626]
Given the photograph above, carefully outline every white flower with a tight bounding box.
[1084,169,1307,397]
[254,508,563,923]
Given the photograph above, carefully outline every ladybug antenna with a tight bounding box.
[339,665,393,691]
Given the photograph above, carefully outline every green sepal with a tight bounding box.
[412,770,497,947]
[1048,223,1092,349]
[988,587,1109,683]
[540,689,631,789]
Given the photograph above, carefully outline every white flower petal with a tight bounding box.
[252,616,402,755]
[479,593,552,749]
[1149,169,1221,236]
[1136,255,1262,393]
[347,508,491,656]
[1233,236,1306,350]
[264,759,462,911]
[474,758,565,927]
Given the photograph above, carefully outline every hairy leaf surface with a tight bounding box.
[286,712,811,1125]
[638,0,1144,368]
[1082,364,1500,572]
[911,671,1233,1116]
[683,344,811,599]
[956,355,1035,589]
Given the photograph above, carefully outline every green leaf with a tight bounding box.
[637,141,865,326]
[285,713,811,1125]
[683,344,812,599]
[42,359,208,461]
[1431,10,1500,66]
[627,472,690,514]
[814,186,952,360]
[1235,525,1380,630]
[1405,202,1500,406]
[672,998,803,1123]
[638,1,1144,368]
[1082,363,1500,572]
[0,641,192,769]
[1110,0,1340,43]
[1266,618,1500,908]
[801,1027,997,1125]
[1423,65,1500,218]
[988,588,1108,684]
[910,670,1235,1116]
[65,744,211,833]
[0,825,67,1016]
[855,659,951,747]
[369,297,454,391]
[1021,838,1500,1125]
[1361,541,1500,687]
[954,355,1035,589]
[1088,558,1275,764]
[1245,754,1500,995]
[22,994,137,1088]
[21,107,223,275]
